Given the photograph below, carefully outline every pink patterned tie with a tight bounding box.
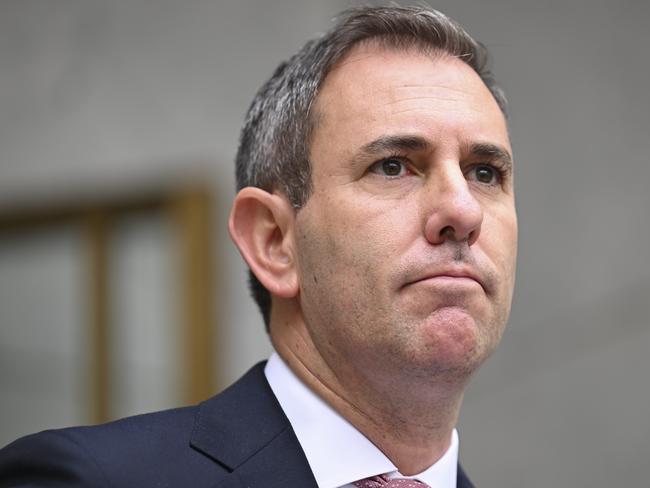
[353,474,430,487]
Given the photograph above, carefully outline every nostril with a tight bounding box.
[468,229,479,246]
[440,225,456,240]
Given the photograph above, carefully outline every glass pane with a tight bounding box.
[109,211,180,419]
[0,225,87,446]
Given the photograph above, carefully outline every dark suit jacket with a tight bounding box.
[0,362,475,487]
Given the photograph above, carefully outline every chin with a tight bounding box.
[412,306,497,377]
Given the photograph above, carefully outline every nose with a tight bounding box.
[423,166,483,246]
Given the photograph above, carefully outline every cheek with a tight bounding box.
[334,194,421,247]
[296,190,427,306]
[295,203,407,303]
[484,205,517,255]
[480,210,518,306]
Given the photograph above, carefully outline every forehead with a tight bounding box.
[310,43,509,159]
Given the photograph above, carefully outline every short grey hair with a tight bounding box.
[234,5,508,329]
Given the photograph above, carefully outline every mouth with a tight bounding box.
[405,267,487,293]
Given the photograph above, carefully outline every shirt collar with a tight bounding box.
[265,352,458,488]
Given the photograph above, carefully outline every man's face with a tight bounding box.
[292,44,517,386]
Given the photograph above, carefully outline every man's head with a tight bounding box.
[230,6,516,393]
[233,5,509,329]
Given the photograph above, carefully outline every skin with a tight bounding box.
[237,42,517,474]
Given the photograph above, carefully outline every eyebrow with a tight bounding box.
[357,135,432,158]
[469,143,514,174]
[354,136,512,168]
[350,135,514,181]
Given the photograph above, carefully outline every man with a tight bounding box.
[0,6,516,488]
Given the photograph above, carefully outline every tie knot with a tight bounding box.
[353,474,430,488]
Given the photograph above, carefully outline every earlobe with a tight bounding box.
[228,187,299,298]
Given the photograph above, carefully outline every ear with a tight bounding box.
[228,187,299,298]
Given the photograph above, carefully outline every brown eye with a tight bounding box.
[472,165,498,184]
[368,158,408,178]
[382,159,403,176]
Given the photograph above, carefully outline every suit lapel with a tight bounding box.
[189,361,475,488]
[189,362,318,488]
[457,464,476,488]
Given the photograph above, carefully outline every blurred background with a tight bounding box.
[0,0,648,487]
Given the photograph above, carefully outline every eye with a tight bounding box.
[369,158,410,178]
[468,164,499,185]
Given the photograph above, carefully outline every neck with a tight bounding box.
[270,304,468,475]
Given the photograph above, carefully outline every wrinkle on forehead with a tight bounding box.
[317,42,452,105]
[311,44,508,154]
[394,83,477,97]
[384,66,492,114]
[386,90,487,118]
[371,87,489,129]
[320,49,492,116]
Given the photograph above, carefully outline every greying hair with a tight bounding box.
[234,5,508,329]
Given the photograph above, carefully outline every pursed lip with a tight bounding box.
[404,266,487,293]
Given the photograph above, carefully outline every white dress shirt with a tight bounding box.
[265,352,459,488]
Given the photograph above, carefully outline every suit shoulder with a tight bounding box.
[0,427,113,487]
[0,406,225,487]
